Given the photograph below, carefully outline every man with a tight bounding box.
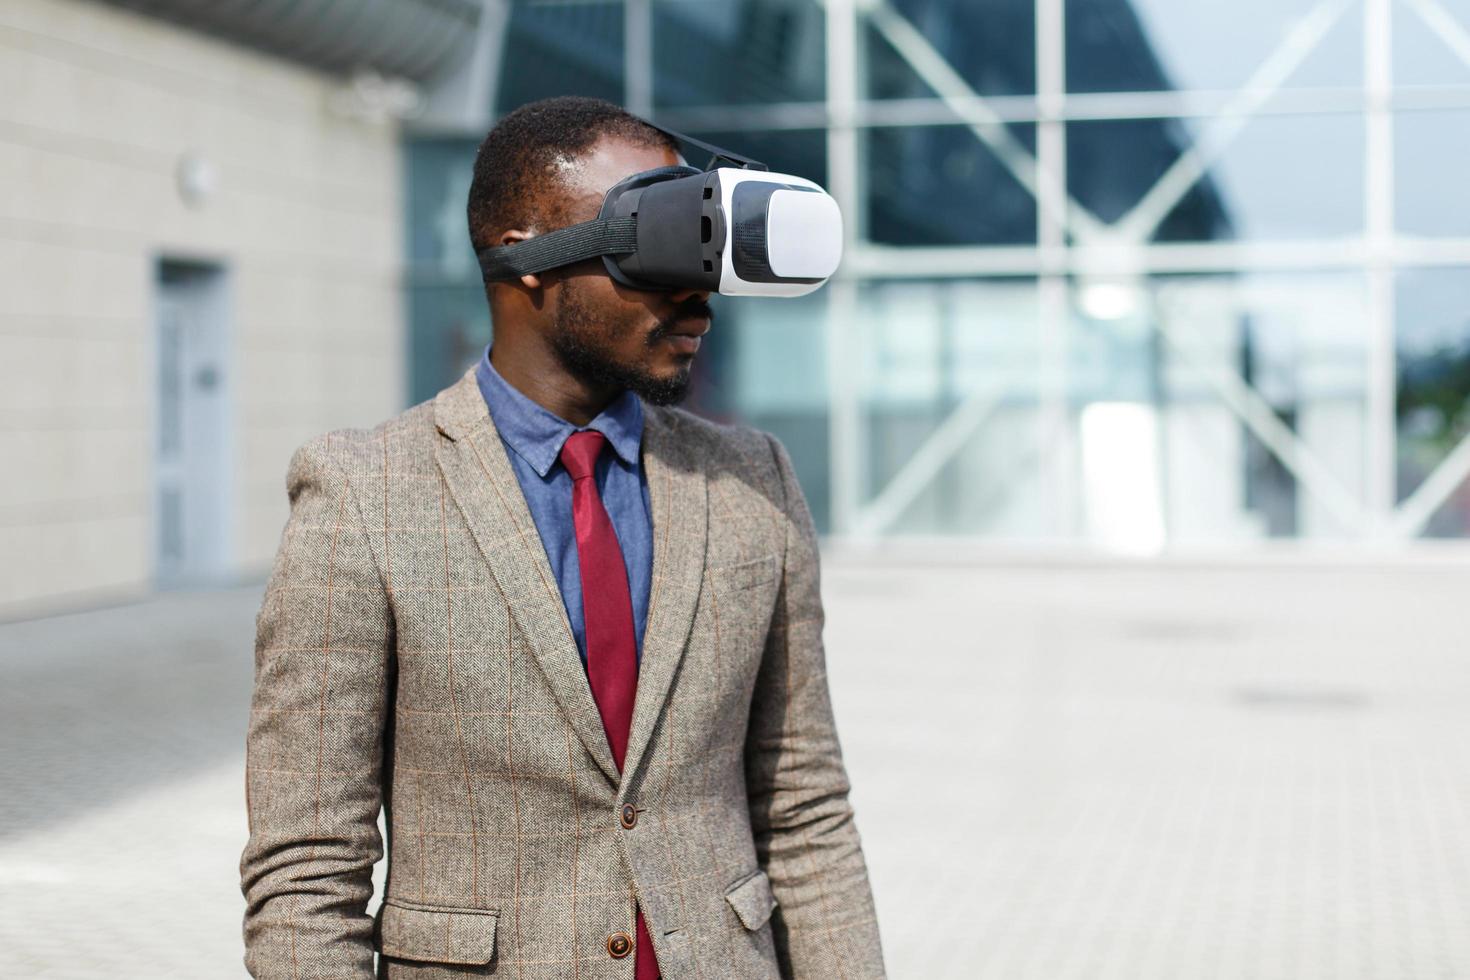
[240,96,885,979]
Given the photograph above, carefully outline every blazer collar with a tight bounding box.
[619,389,708,788]
[433,365,708,790]
[474,345,643,477]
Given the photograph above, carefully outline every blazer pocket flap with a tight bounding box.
[710,554,778,593]
[724,868,778,931]
[377,898,498,964]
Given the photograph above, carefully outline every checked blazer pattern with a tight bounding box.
[240,364,886,979]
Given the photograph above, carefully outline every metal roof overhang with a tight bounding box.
[100,0,484,82]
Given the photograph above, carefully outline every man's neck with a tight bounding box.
[489,343,619,427]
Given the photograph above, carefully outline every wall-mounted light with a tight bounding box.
[174,151,217,209]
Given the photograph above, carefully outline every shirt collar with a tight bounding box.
[475,343,644,479]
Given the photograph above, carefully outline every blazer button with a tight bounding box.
[607,931,633,958]
[620,802,638,829]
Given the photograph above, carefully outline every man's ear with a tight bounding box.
[498,229,542,290]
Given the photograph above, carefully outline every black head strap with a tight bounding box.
[656,126,769,172]
[475,123,766,283]
[477,164,697,282]
[477,215,638,282]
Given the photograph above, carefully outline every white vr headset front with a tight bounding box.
[476,127,843,299]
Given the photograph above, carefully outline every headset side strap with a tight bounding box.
[477,216,639,282]
[649,123,769,172]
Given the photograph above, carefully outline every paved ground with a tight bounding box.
[3,556,1470,978]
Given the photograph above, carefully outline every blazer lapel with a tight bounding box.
[619,403,709,784]
[432,366,622,786]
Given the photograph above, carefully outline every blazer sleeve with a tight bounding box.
[745,432,887,979]
[240,435,394,979]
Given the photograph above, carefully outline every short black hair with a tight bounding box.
[466,96,679,254]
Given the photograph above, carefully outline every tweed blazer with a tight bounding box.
[240,364,886,979]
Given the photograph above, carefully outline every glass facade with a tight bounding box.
[406,0,1470,546]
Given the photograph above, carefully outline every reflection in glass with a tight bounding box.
[1393,0,1470,89]
[835,273,1373,543]
[406,138,490,403]
[679,129,826,184]
[1396,268,1470,534]
[720,289,833,530]
[1067,117,1231,237]
[1070,113,1364,243]
[1067,0,1361,94]
[864,0,1034,100]
[1396,110,1470,238]
[495,2,626,110]
[866,125,1038,246]
[396,0,1470,544]
[853,279,1044,537]
[1151,273,1369,541]
[654,0,825,108]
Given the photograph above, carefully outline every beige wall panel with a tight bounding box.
[0,332,148,412]
[0,513,150,613]
[237,276,404,345]
[0,14,393,191]
[0,426,150,513]
[0,239,148,319]
[0,0,405,617]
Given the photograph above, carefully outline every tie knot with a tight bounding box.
[559,429,607,481]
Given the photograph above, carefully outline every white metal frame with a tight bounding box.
[620,0,1470,544]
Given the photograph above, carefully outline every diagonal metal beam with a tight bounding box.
[1112,0,1354,244]
[1152,311,1368,533]
[832,0,1402,544]
[850,381,1010,538]
[1391,429,1470,537]
[865,1,1109,243]
[1402,0,1470,68]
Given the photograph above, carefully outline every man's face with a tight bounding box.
[538,136,713,406]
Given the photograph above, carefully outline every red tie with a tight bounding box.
[559,430,658,980]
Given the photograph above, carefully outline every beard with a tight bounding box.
[547,280,710,407]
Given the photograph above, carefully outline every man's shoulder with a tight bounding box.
[649,404,777,466]
[287,397,440,485]
[645,404,789,503]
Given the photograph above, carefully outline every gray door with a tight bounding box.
[155,261,232,587]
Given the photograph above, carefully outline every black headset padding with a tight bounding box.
[475,165,702,283]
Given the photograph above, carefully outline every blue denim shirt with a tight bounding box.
[474,343,653,666]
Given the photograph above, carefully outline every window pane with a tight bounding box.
[406,138,476,274]
[1068,114,1364,243]
[866,124,1038,246]
[1151,272,1371,540]
[1066,117,1228,234]
[654,0,825,108]
[1394,0,1470,88]
[717,287,833,531]
[1397,267,1470,534]
[678,127,826,183]
[495,2,625,111]
[1396,110,1470,238]
[864,0,1035,100]
[1067,0,1362,94]
[854,279,1044,537]
[407,284,490,405]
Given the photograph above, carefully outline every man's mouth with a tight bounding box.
[666,313,711,338]
[651,301,713,352]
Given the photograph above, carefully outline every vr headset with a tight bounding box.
[476,126,843,298]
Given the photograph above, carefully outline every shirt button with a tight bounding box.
[620,803,638,829]
[607,931,633,958]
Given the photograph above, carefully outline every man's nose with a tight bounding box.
[667,287,712,305]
